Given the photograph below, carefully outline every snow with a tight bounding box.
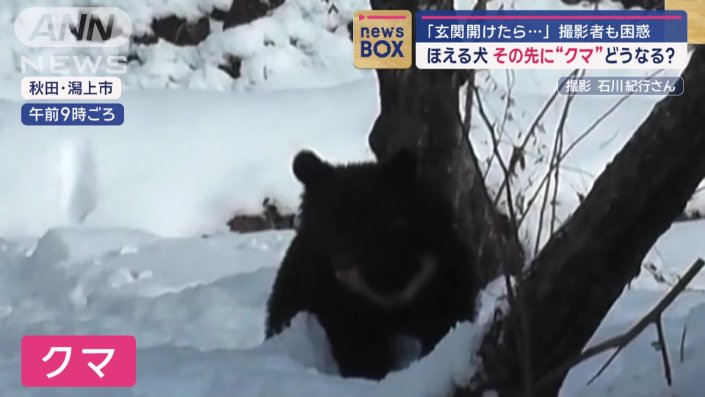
[0,0,703,395]
[0,228,486,397]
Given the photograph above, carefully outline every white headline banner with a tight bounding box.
[415,42,688,69]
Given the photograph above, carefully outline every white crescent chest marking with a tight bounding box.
[335,255,438,309]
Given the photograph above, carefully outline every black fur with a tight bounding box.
[264,149,480,380]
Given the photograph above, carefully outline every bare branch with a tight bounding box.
[585,345,623,386]
[483,70,516,185]
[679,324,687,364]
[534,70,583,254]
[494,69,581,202]
[655,316,673,386]
[531,258,704,392]
[548,70,585,235]
[474,87,518,224]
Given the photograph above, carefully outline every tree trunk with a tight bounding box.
[368,0,525,285]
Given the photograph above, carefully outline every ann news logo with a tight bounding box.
[353,10,412,69]
[14,7,132,48]
[14,7,131,75]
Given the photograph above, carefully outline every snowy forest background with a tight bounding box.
[0,0,704,396]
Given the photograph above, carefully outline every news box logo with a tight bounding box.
[666,0,705,43]
[353,10,412,69]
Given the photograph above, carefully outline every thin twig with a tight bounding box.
[474,87,517,223]
[500,69,515,137]
[534,71,582,254]
[483,70,516,181]
[493,69,581,200]
[461,0,487,135]
[586,345,624,385]
[679,324,687,364]
[532,258,704,393]
[655,315,673,386]
[550,69,583,235]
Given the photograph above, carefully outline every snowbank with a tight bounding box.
[0,228,486,397]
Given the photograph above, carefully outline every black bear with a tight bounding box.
[264,149,480,380]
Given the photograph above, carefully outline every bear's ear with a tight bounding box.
[382,149,418,183]
[292,150,332,187]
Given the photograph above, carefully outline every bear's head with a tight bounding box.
[292,149,450,308]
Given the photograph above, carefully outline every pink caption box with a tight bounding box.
[21,335,136,387]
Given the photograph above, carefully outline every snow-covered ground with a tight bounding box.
[0,0,704,395]
[0,228,488,397]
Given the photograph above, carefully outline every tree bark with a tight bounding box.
[368,0,525,285]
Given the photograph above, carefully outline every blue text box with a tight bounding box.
[21,103,124,126]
